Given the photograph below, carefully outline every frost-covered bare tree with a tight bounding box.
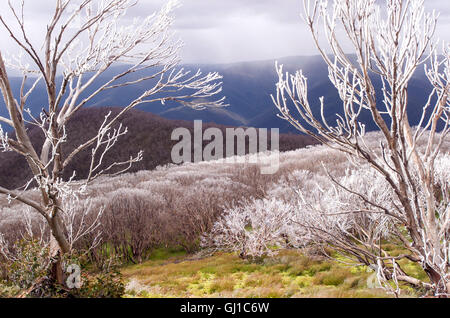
[273,0,449,296]
[0,0,224,285]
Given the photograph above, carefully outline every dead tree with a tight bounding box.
[273,0,449,296]
[0,0,225,286]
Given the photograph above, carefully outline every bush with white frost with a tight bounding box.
[201,198,293,260]
[284,165,401,249]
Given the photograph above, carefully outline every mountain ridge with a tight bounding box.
[0,55,436,133]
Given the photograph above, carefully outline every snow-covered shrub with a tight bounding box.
[201,198,294,260]
[284,165,400,251]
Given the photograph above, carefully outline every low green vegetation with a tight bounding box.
[122,249,420,298]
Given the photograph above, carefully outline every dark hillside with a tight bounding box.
[0,107,317,189]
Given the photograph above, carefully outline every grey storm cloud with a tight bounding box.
[135,0,450,63]
[127,0,308,63]
[1,0,449,64]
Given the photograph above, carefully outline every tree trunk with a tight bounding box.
[49,213,70,254]
[49,213,70,286]
[50,250,64,286]
[424,265,449,297]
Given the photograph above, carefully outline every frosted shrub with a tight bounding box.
[285,166,400,250]
[202,198,294,260]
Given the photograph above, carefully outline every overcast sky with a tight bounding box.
[1,0,449,64]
